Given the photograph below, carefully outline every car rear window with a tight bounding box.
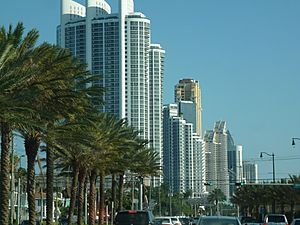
[115,211,148,225]
[154,218,171,224]
[200,218,239,225]
[267,216,286,222]
[241,217,257,223]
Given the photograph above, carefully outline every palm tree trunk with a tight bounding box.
[25,136,40,225]
[98,172,105,225]
[68,164,79,225]
[112,174,117,208]
[291,201,295,218]
[0,123,11,225]
[77,168,87,225]
[117,173,125,212]
[89,170,97,225]
[46,147,54,225]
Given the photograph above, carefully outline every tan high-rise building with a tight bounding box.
[175,79,202,137]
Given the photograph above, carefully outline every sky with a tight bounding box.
[1,0,300,181]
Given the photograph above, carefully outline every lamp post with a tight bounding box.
[260,152,275,183]
[260,151,276,213]
[292,138,300,146]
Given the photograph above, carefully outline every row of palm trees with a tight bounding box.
[0,23,161,225]
[232,176,300,219]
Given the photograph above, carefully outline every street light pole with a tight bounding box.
[260,152,275,183]
[292,138,300,146]
[272,153,275,183]
[260,151,276,213]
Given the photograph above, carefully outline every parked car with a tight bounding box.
[198,216,241,225]
[154,217,173,225]
[115,210,155,225]
[263,214,288,225]
[291,218,300,225]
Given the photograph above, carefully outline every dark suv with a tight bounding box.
[115,210,155,225]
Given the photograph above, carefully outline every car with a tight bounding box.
[154,216,182,225]
[192,217,200,225]
[114,210,155,225]
[169,217,182,225]
[20,220,41,225]
[59,217,68,225]
[197,216,242,225]
[154,217,173,225]
[239,216,260,225]
[263,214,288,225]
[291,218,300,225]
[179,217,192,225]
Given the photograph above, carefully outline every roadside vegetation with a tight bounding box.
[0,23,161,225]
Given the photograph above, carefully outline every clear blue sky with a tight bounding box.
[1,0,300,181]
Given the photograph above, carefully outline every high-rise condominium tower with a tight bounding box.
[243,161,258,184]
[175,79,202,137]
[227,133,243,197]
[57,0,164,171]
[204,121,230,199]
[163,104,206,197]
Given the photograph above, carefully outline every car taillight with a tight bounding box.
[128,210,137,214]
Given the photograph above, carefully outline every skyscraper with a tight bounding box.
[243,161,258,184]
[163,104,206,197]
[204,121,230,200]
[163,105,193,194]
[175,79,202,137]
[149,44,165,184]
[57,0,164,173]
[227,134,243,197]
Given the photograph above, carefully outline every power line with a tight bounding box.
[246,155,300,162]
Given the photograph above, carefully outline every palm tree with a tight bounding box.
[12,37,102,225]
[87,114,130,225]
[208,188,226,215]
[0,23,43,225]
[51,119,96,225]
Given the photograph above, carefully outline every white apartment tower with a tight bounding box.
[149,44,165,185]
[204,121,230,200]
[163,104,206,197]
[243,161,258,184]
[57,0,164,174]
[227,132,244,197]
